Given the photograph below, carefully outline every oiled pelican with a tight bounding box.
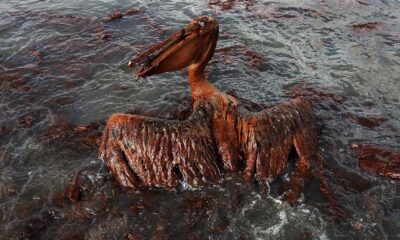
[100,16,320,201]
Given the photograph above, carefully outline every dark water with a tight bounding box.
[1,0,400,239]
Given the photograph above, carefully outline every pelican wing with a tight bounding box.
[237,98,319,183]
[99,108,221,190]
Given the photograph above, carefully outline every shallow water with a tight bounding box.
[1,0,400,239]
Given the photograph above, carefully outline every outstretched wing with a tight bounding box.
[237,98,319,184]
[99,108,221,190]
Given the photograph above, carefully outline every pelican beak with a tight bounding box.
[129,16,219,80]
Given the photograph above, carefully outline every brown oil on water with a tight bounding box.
[0,0,399,239]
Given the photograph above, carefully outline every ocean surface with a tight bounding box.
[1,0,399,239]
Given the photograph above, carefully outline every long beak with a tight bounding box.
[128,23,201,80]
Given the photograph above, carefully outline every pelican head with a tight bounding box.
[129,16,219,79]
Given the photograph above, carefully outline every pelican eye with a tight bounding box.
[198,20,205,28]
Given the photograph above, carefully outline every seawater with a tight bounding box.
[1,0,399,239]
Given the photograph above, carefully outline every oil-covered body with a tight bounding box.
[100,17,320,200]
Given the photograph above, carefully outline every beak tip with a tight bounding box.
[135,70,144,81]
